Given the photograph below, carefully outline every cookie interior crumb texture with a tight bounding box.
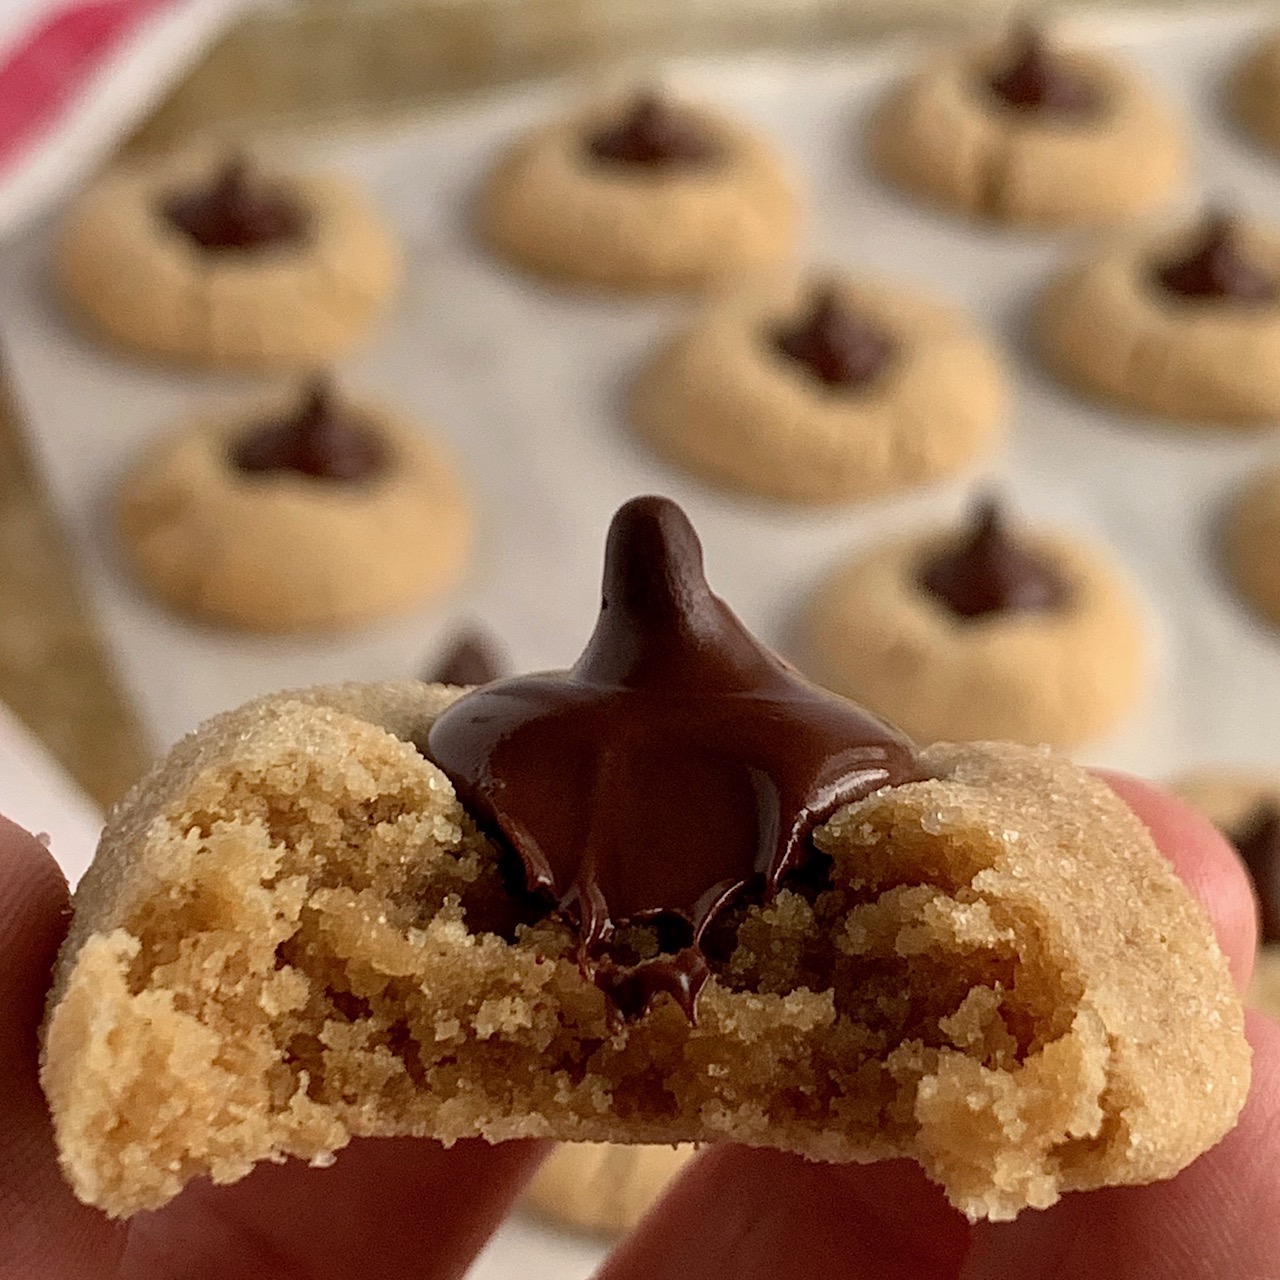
[42,682,1248,1223]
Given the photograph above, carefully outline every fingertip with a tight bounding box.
[1098,771,1258,992]
[0,815,73,1049]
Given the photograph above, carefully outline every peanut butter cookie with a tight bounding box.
[43,498,1244,1226]
[59,152,399,369]
[869,26,1185,227]
[631,275,1006,503]
[116,378,470,633]
[1037,211,1280,424]
[478,90,800,291]
[806,499,1147,747]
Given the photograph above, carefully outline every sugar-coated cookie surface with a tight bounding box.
[869,28,1184,227]
[59,151,399,369]
[116,384,470,633]
[43,681,1247,1223]
[477,91,799,291]
[631,275,1005,503]
[524,1142,696,1235]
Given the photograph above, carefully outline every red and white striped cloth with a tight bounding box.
[0,0,252,238]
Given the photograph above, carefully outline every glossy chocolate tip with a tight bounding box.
[919,497,1069,620]
[425,495,925,1023]
[1231,799,1280,945]
[601,494,705,623]
[577,495,778,691]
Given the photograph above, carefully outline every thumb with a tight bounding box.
[0,816,125,1277]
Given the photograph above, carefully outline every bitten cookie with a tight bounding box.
[1229,31,1280,153]
[631,276,1006,503]
[869,25,1185,227]
[1226,464,1280,627]
[116,378,470,633]
[524,1143,696,1235]
[1169,771,1280,1020]
[43,498,1246,1226]
[1037,211,1280,424]
[477,90,800,290]
[806,499,1146,747]
[59,152,399,369]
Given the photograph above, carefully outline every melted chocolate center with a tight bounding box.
[426,495,924,1021]
[586,92,719,168]
[1152,213,1277,304]
[772,287,898,388]
[918,499,1069,620]
[985,25,1102,118]
[1231,799,1280,946]
[231,378,389,482]
[426,628,507,687]
[164,156,308,252]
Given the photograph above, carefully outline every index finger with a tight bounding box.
[1099,772,1258,991]
[600,775,1264,1280]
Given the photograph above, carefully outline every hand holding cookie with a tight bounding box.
[3,785,1276,1276]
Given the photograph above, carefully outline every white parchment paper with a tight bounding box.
[3,11,1280,1274]
[3,10,1280,781]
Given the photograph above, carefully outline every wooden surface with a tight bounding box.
[0,370,150,809]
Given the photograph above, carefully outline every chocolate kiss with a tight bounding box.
[426,495,923,1021]
[425,628,507,687]
[1232,800,1280,945]
[231,377,389,482]
[772,286,898,388]
[164,155,307,252]
[919,499,1068,620]
[1152,213,1277,304]
[986,24,1101,117]
[586,91,718,167]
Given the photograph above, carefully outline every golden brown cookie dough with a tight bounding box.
[806,502,1146,748]
[59,151,400,369]
[1227,464,1280,627]
[869,26,1185,227]
[524,1143,696,1235]
[116,380,470,633]
[1037,213,1280,425]
[631,276,1006,504]
[42,683,1246,1223]
[1229,31,1280,153]
[1169,770,1280,1022]
[477,90,800,291]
